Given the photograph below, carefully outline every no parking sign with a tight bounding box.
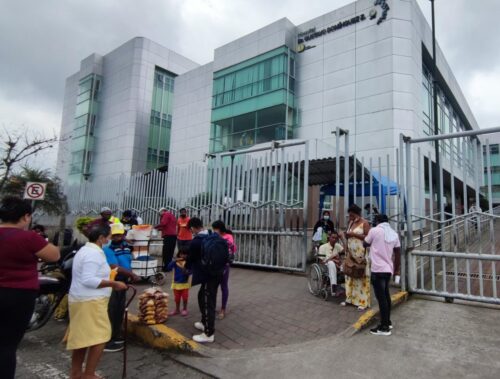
[23,182,47,201]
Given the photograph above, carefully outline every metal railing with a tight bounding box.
[65,140,310,272]
[401,126,500,304]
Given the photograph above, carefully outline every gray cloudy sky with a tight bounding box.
[1,0,499,169]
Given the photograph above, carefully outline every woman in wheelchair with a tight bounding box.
[318,233,345,295]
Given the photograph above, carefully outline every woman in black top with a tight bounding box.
[313,210,335,235]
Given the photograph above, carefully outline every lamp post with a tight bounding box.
[430,0,443,250]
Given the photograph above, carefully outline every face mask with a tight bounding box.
[323,216,330,220]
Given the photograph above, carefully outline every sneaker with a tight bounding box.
[389,321,393,330]
[193,333,215,343]
[169,310,180,316]
[181,309,188,317]
[114,338,125,345]
[194,321,205,331]
[370,326,391,336]
[104,341,124,352]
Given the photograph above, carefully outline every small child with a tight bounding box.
[166,248,191,316]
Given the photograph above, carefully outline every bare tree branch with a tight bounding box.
[0,128,59,194]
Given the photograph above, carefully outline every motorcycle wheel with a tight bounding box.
[26,294,57,332]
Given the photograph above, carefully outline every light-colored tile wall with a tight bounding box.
[57,37,199,183]
[169,63,214,169]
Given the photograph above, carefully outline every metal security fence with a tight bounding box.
[401,127,500,305]
[66,164,208,225]
[65,134,409,272]
[209,140,310,271]
[66,141,311,271]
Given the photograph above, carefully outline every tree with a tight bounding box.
[1,166,67,215]
[0,129,58,193]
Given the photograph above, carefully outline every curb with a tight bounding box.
[351,291,409,334]
[126,314,203,355]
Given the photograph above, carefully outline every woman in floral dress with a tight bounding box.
[341,204,371,310]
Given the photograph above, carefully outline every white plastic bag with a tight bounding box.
[312,226,323,242]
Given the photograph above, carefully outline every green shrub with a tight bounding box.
[75,216,94,234]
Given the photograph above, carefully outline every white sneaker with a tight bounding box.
[194,321,205,331]
[193,333,215,343]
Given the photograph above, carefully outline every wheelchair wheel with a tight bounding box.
[308,263,323,296]
[321,289,329,301]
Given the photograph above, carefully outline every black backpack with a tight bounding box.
[201,232,229,275]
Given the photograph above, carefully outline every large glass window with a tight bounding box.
[210,105,290,153]
[69,73,101,183]
[212,47,292,109]
[210,47,296,153]
[146,67,176,171]
[421,64,474,172]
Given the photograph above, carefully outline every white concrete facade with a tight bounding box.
[56,37,199,186]
[57,0,480,207]
[168,0,478,177]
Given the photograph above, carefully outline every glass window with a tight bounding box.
[147,67,176,170]
[77,90,91,104]
[70,151,84,174]
[75,100,90,118]
[212,48,294,109]
[210,105,290,153]
[78,77,93,95]
[233,112,255,133]
[258,105,285,128]
[75,115,88,129]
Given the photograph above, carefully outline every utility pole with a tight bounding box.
[430,0,443,251]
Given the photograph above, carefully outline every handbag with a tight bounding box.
[344,249,367,278]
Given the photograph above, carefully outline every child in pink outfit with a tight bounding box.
[211,220,236,319]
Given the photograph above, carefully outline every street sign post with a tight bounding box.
[24,182,47,201]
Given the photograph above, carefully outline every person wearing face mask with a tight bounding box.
[313,211,336,244]
[177,208,192,251]
[66,224,128,379]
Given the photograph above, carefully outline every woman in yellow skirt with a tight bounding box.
[341,204,371,311]
[67,224,127,379]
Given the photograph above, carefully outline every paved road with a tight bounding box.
[133,267,375,350]
[174,297,500,379]
[16,318,210,379]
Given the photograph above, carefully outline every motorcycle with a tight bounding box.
[26,246,77,332]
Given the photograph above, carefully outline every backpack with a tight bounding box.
[201,232,229,275]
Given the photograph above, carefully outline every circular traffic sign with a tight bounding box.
[26,183,45,199]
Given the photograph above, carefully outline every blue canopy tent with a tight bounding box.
[319,172,400,215]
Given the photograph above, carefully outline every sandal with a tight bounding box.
[217,311,225,320]
[168,310,180,316]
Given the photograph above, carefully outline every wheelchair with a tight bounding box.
[308,253,345,301]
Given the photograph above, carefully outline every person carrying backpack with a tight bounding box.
[211,220,236,320]
[186,218,229,343]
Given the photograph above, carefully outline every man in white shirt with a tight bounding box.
[318,233,344,295]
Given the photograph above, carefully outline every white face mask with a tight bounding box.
[323,216,330,220]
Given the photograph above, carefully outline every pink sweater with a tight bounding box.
[222,233,237,254]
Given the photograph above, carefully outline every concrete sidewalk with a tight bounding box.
[173,298,500,378]
[131,267,369,350]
